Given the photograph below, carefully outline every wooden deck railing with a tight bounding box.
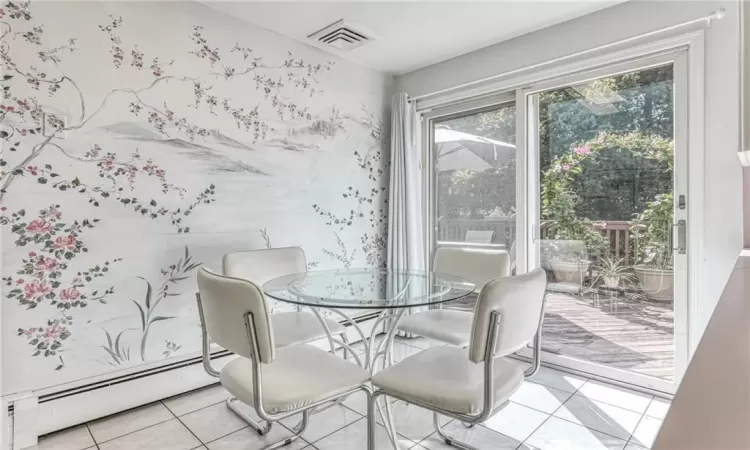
[438,218,639,260]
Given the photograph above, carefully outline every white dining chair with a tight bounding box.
[396,247,511,347]
[222,248,348,350]
[196,268,371,450]
[367,268,547,450]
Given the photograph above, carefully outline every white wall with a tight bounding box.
[396,0,743,339]
[1,0,393,398]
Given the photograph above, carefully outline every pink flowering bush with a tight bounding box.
[2,205,120,362]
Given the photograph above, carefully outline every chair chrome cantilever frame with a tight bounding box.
[367,270,547,450]
[196,292,372,449]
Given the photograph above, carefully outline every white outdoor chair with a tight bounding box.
[222,248,348,350]
[196,268,371,450]
[367,268,548,450]
[396,247,511,347]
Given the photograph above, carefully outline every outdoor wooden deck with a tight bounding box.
[542,288,675,381]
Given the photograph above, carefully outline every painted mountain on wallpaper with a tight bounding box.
[100,122,269,174]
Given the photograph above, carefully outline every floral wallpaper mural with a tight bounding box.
[1,0,391,394]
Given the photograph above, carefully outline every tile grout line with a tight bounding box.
[624,397,653,449]
[521,374,589,449]
[88,413,175,446]
[200,425,251,447]
[546,376,645,445]
[303,415,369,446]
[162,400,208,448]
[84,424,100,450]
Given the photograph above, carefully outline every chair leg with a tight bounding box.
[262,410,310,450]
[433,412,478,450]
[367,390,379,450]
[226,397,273,435]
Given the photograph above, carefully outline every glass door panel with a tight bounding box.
[529,62,684,386]
[433,103,517,252]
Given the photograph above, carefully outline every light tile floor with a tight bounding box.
[29,337,671,450]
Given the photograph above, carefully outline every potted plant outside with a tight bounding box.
[632,193,674,302]
[595,254,634,288]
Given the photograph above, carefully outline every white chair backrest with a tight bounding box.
[464,230,494,244]
[434,247,511,292]
[468,268,547,363]
[223,247,307,285]
[197,267,275,364]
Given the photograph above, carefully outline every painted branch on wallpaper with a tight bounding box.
[0,0,334,371]
[313,106,389,268]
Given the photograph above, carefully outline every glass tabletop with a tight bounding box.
[263,268,475,309]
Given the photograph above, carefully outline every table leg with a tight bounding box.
[314,307,407,449]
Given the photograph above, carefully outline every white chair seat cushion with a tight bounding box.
[397,309,473,347]
[371,346,524,416]
[272,311,346,348]
[221,345,369,414]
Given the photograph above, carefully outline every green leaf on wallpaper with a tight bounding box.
[3,75,12,80]
[149,199,157,206]
[44,164,52,170]
[150,316,175,323]
[132,300,146,330]
[37,177,47,184]
[71,177,80,187]
[103,329,113,349]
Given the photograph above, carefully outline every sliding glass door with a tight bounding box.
[523,52,689,391]
[424,50,691,392]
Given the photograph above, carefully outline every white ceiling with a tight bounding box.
[205,1,623,75]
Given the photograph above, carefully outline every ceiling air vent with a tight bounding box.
[308,20,371,52]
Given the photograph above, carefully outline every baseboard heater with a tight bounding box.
[5,312,381,449]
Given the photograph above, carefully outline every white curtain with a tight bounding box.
[387,93,425,273]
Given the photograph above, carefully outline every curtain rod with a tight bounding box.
[408,8,726,103]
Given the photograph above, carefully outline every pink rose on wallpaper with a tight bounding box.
[26,219,51,234]
[42,324,67,342]
[23,281,50,300]
[573,146,591,155]
[562,163,571,171]
[53,235,77,251]
[34,256,58,272]
[59,288,81,302]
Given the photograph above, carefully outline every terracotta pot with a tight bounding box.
[635,266,674,302]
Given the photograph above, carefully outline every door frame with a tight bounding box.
[419,31,705,395]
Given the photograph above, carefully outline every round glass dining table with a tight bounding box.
[263,268,474,372]
[264,268,474,448]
